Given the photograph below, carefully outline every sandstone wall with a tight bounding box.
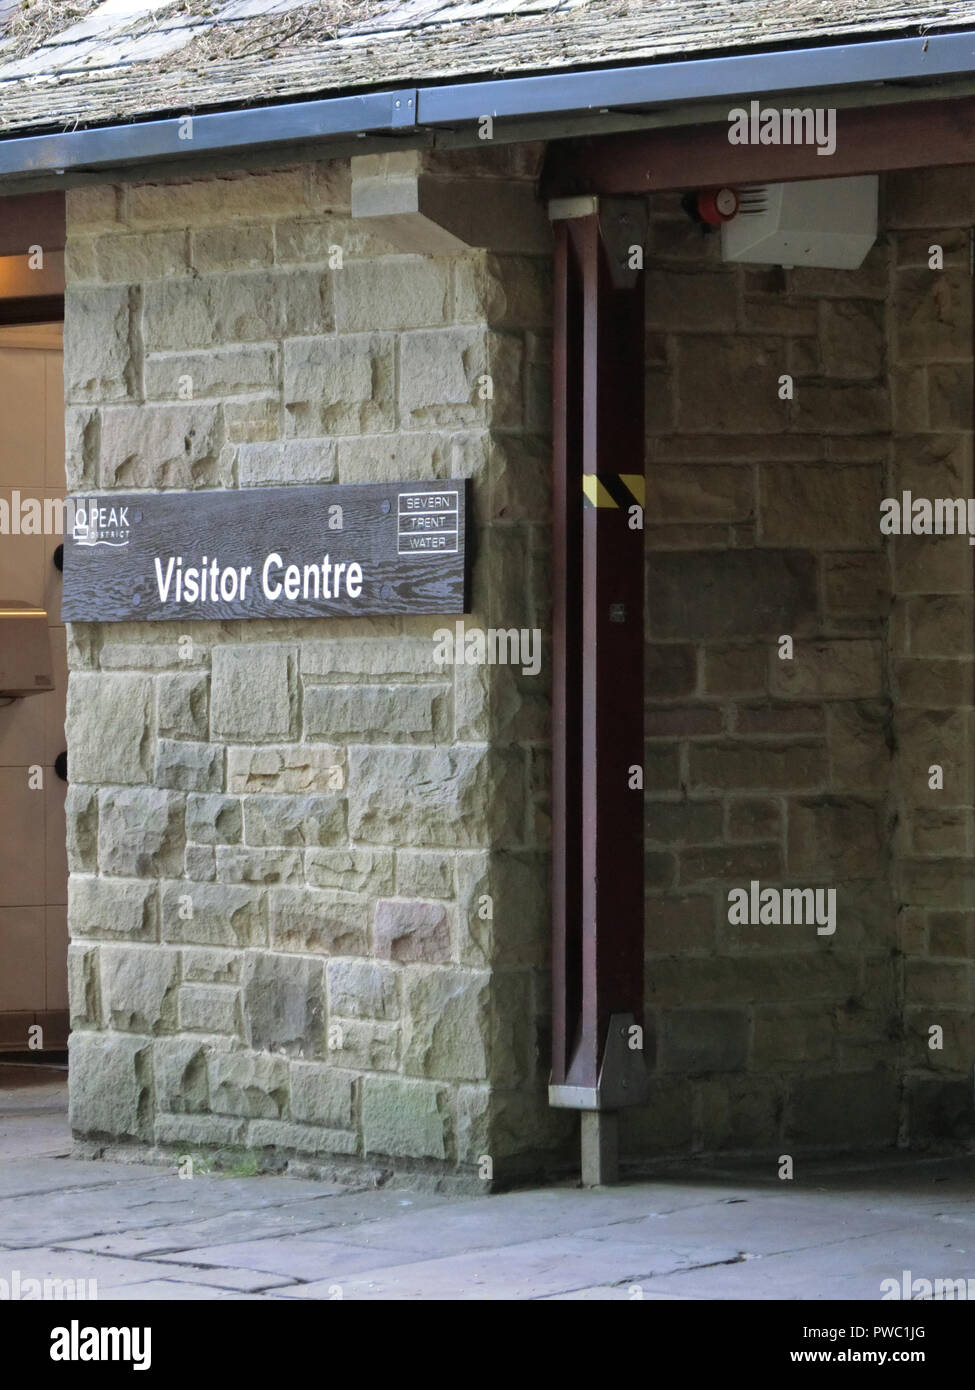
[636,169,975,1158]
[63,151,565,1184]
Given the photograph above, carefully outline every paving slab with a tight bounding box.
[99,1280,272,1301]
[569,1194,914,1259]
[56,1190,455,1257]
[0,1246,205,1291]
[1,1070,973,1300]
[156,1236,431,1282]
[0,1156,154,1201]
[277,1233,740,1300]
[637,1226,975,1300]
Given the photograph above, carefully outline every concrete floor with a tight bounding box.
[1,1061,974,1300]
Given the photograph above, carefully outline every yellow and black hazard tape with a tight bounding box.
[582,473,646,509]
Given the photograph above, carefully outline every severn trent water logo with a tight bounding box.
[72,500,132,548]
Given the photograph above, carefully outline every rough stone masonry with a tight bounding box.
[62,148,975,1183]
[63,147,570,1186]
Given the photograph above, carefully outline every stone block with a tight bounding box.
[192,224,274,272]
[215,846,303,885]
[334,258,449,332]
[65,785,99,873]
[155,1113,248,1146]
[95,231,188,282]
[908,596,974,658]
[786,1070,899,1146]
[179,983,240,1034]
[186,794,242,845]
[66,674,152,786]
[770,640,884,699]
[145,344,277,399]
[643,895,715,953]
[328,1019,399,1072]
[647,464,753,523]
[679,843,781,884]
[127,169,311,226]
[688,740,827,791]
[361,1076,449,1159]
[236,438,338,487]
[268,887,367,955]
[227,744,344,794]
[142,270,332,351]
[827,703,891,791]
[66,185,120,232]
[675,335,787,432]
[69,875,157,942]
[374,899,452,963]
[160,879,266,947]
[300,638,436,679]
[348,746,523,847]
[760,464,881,547]
[100,945,179,1034]
[400,969,489,1081]
[305,847,394,895]
[241,951,325,1057]
[98,788,185,878]
[302,683,448,741]
[894,268,971,361]
[156,672,209,741]
[98,402,226,488]
[787,798,885,877]
[208,1052,288,1119]
[395,850,453,899]
[646,801,723,846]
[661,1008,748,1074]
[647,551,817,640]
[211,645,294,740]
[153,1037,209,1113]
[180,947,240,984]
[69,1033,152,1139]
[701,644,766,696]
[823,553,888,618]
[821,298,885,378]
[242,794,346,847]
[63,285,135,403]
[67,943,101,1029]
[284,334,395,436]
[246,1119,358,1157]
[156,739,224,793]
[327,959,398,1020]
[290,1062,356,1129]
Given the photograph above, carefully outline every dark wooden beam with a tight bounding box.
[0,191,65,257]
[0,294,64,325]
[542,94,975,197]
[550,204,648,1167]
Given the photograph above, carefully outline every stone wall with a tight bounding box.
[63,150,565,1185]
[635,169,974,1159]
[62,148,975,1180]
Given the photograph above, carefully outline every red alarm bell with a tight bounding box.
[695,187,740,225]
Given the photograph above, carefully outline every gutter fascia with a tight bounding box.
[0,26,974,180]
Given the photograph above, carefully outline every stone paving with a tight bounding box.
[2,1063,974,1300]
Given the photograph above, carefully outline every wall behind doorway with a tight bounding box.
[0,322,68,1049]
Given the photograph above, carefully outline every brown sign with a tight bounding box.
[61,479,470,622]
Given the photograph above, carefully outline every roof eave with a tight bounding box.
[1,26,974,183]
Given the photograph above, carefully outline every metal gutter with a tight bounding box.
[1,26,975,179]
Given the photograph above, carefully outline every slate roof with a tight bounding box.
[2,1,975,136]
